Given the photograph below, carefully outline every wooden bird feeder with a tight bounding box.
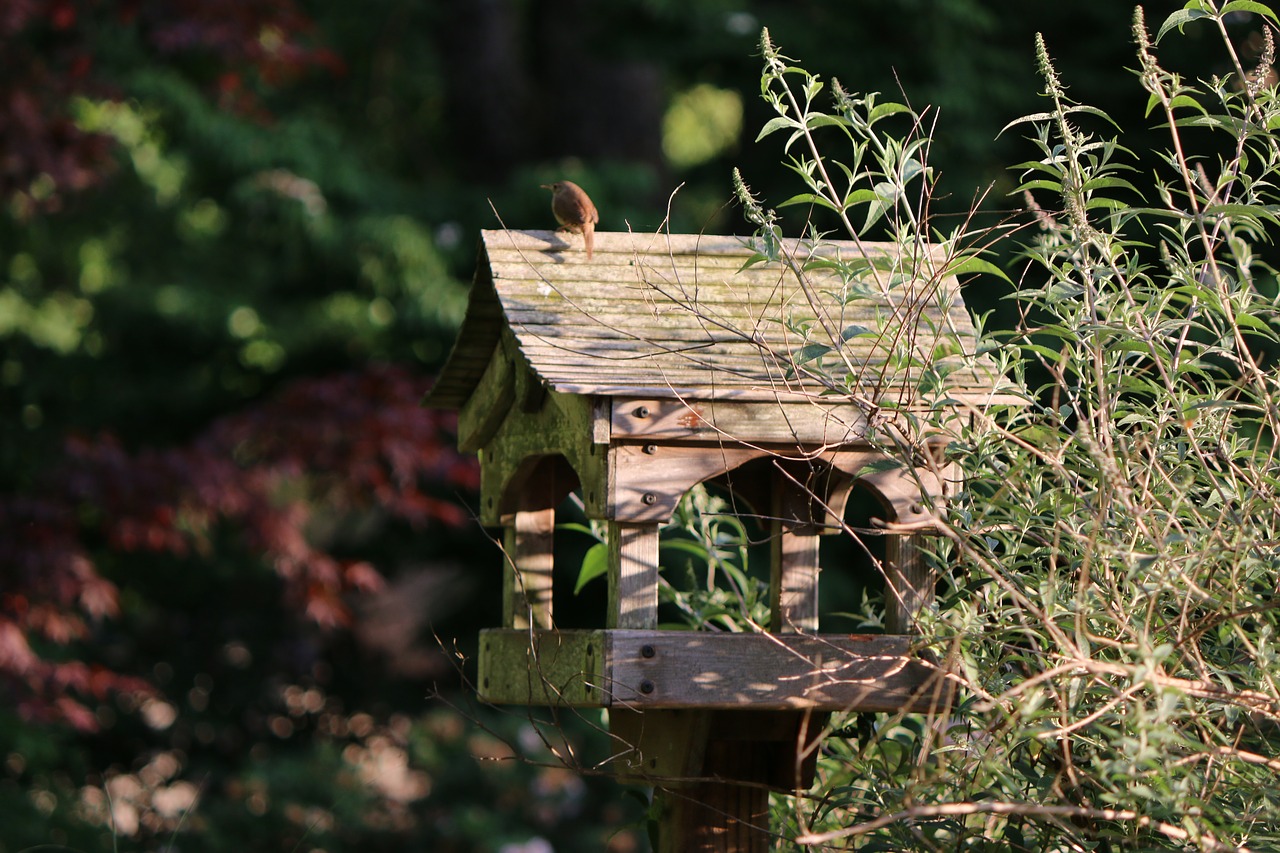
[426,228,1018,850]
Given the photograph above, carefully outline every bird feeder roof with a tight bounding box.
[426,229,1021,410]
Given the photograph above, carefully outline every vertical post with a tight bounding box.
[502,508,555,629]
[884,533,933,634]
[769,467,821,633]
[770,531,821,633]
[502,469,557,630]
[661,742,772,853]
[608,521,660,629]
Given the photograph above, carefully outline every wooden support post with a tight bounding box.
[608,521,660,629]
[860,466,943,634]
[769,466,821,633]
[769,530,820,633]
[884,531,932,634]
[502,471,557,630]
[503,508,555,630]
[661,743,772,853]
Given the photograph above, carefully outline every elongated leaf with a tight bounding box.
[792,342,833,365]
[868,102,912,124]
[755,115,799,142]
[1222,1,1278,25]
[1204,202,1280,227]
[806,113,850,130]
[573,542,608,594]
[945,256,1013,285]
[1157,7,1212,43]
[778,192,840,211]
[1015,179,1065,194]
[1082,176,1141,194]
[999,112,1058,136]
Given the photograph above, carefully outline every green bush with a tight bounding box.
[728,4,1280,848]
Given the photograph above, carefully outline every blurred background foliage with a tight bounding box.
[0,0,1242,849]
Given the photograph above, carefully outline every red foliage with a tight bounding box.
[0,365,478,728]
[0,0,343,211]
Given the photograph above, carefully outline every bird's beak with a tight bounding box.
[539,184,553,190]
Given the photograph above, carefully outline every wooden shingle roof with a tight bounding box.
[426,229,1019,410]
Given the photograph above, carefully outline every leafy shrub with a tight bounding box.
[728,4,1280,848]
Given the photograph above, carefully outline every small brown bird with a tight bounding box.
[541,180,598,260]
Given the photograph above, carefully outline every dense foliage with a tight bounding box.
[4,0,1274,849]
[727,3,1280,848]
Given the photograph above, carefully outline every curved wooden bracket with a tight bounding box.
[858,467,945,531]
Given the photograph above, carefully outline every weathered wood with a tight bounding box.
[885,532,934,634]
[608,523,660,628]
[502,508,555,630]
[457,345,513,452]
[663,746,772,853]
[476,345,608,524]
[612,397,870,446]
[608,630,935,712]
[477,628,603,706]
[858,466,944,633]
[608,708,711,780]
[770,531,821,633]
[609,443,765,523]
[475,629,940,712]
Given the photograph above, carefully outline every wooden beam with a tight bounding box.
[477,628,603,706]
[612,397,871,446]
[608,523,660,629]
[502,508,555,630]
[476,629,940,713]
[885,532,932,635]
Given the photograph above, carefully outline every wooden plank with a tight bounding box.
[608,522,660,628]
[479,629,940,712]
[885,532,934,634]
[457,346,513,452]
[770,466,822,632]
[502,507,555,630]
[611,397,870,445]
[483,228,958,266]
[608,444,765,522]
[477,628,605,706]
[770,532,821,633]
[606,630,939,712]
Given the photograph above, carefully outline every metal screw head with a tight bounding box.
[634,405,651,418]
[642,492,657,505]
[643,444,657,455]
[641,644,655,658]
[911,502,925,514]
[640,679,655,694]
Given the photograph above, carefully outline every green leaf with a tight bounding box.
[660,538,713,561]
[792,342,833,365]
[573,542,609,594]
[1221,1,1278,25]
[945,255,1013,285]
[1204,202,1280,227]
[1235,311,1279,338]
[778,192,840,211]
[806,113,850,130]
[868,102,912,124]
[1082,176,1140,195]
[1014,179,1064,194]
[557,522,600,539]
[998,111,1058,136]
[1157,8,1212,43]
[840,324,871,340]
[755,115,799,142]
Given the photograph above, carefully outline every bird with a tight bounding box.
[541,180,598,260]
